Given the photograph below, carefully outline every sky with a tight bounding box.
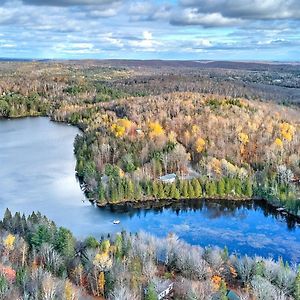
[0,0,300,61]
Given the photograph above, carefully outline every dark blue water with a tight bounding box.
[0,117,299,263]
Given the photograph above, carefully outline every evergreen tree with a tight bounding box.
[126,179,135,200]
[244,178,253,197]
[134,183,143,201]
[217,178,226,197]
[0,274,8,297]
[54,227,75,258]
[117,179,124,201]
[206,181,217,197]
[145,283,158,300]
[114,234,123,260]
[31,225,53,249]
[158,182,166,199]
[170,182,180,200]
[219,280,228,300]
[152,181,159,199]
[164,183,171,198]
[2,208,12,230]
[225,178,232,195]
[108,179,118,202]
[181,181,189,198]
[85,236,100,248]
[145,181,152,197]
[98,182,106,203]
[188,181,195,199]
[192,178,202,198]
[153,159,162,177]
[12,212,22,234]
[234,178,243,196]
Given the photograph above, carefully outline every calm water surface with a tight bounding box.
[0,117,299,262]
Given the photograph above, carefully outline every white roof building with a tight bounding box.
[159,173,177,184]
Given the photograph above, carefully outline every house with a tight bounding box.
[145,279,174,300]
[226,290,240,300]
[159,173,177,184]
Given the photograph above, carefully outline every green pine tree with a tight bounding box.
[188,181,195,199]
[145,283,158,300]
[170,182,180,199]
[145,181,152,197]
[126,179,135,200]
[234,178,243,196]
[244,178,253,198]
[152,181,159,199]
[134,183,143,201]
[217,178,226,197]
[158,182,166,199]
[54,227,75,258]
[98,182,106,203]
[181,181,189,198]
[192,178,202,198]
[219,280,228,300]
[206,181,217,197]
[225,178,232,195]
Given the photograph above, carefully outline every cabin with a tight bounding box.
[145,280,174,300]
[159,173,177,184]
[226,290,240,300]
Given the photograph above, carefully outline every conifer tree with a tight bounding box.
[192,178,202,198]
[126,179,135,200]
[188,181,195,199]
[225,178,232,195]
[181,181,189,198]
[234,178,243,196]
[134,183,143,201]
[152,181,159,198]
[217,178,225,196]
[145,283,158,300]
[244,178,253,197]
[2,208,12,230]
[158,182,165,199]
[98,182,106,203]
[206,181,217,197]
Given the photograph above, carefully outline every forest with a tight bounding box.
[0,209,299,300]
[0,61,299,217]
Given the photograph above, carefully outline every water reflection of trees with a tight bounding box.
[101,199,299,230]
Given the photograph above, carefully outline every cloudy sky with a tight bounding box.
[0,0,299,60]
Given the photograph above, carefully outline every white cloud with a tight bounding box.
[171,9,243,27]
[129,31,161,51]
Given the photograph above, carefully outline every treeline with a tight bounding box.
[0,209,299,299]
[88,170,253,205]
[0,93,50,118]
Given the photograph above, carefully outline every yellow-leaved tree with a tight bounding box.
[280,122,295,142]
[275,138,283,148]
[110,123,126,138]
[148,121,165,139]
[64,280,77,300]
[98,272,105,296]
[238,132,249,145]
[4,234,15,251]
[195,137,206,153]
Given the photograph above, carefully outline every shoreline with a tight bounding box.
[2,115,299,222]
[96,195,254,208]
[95,196,300,222]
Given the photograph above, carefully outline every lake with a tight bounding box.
[0,117,299,262]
